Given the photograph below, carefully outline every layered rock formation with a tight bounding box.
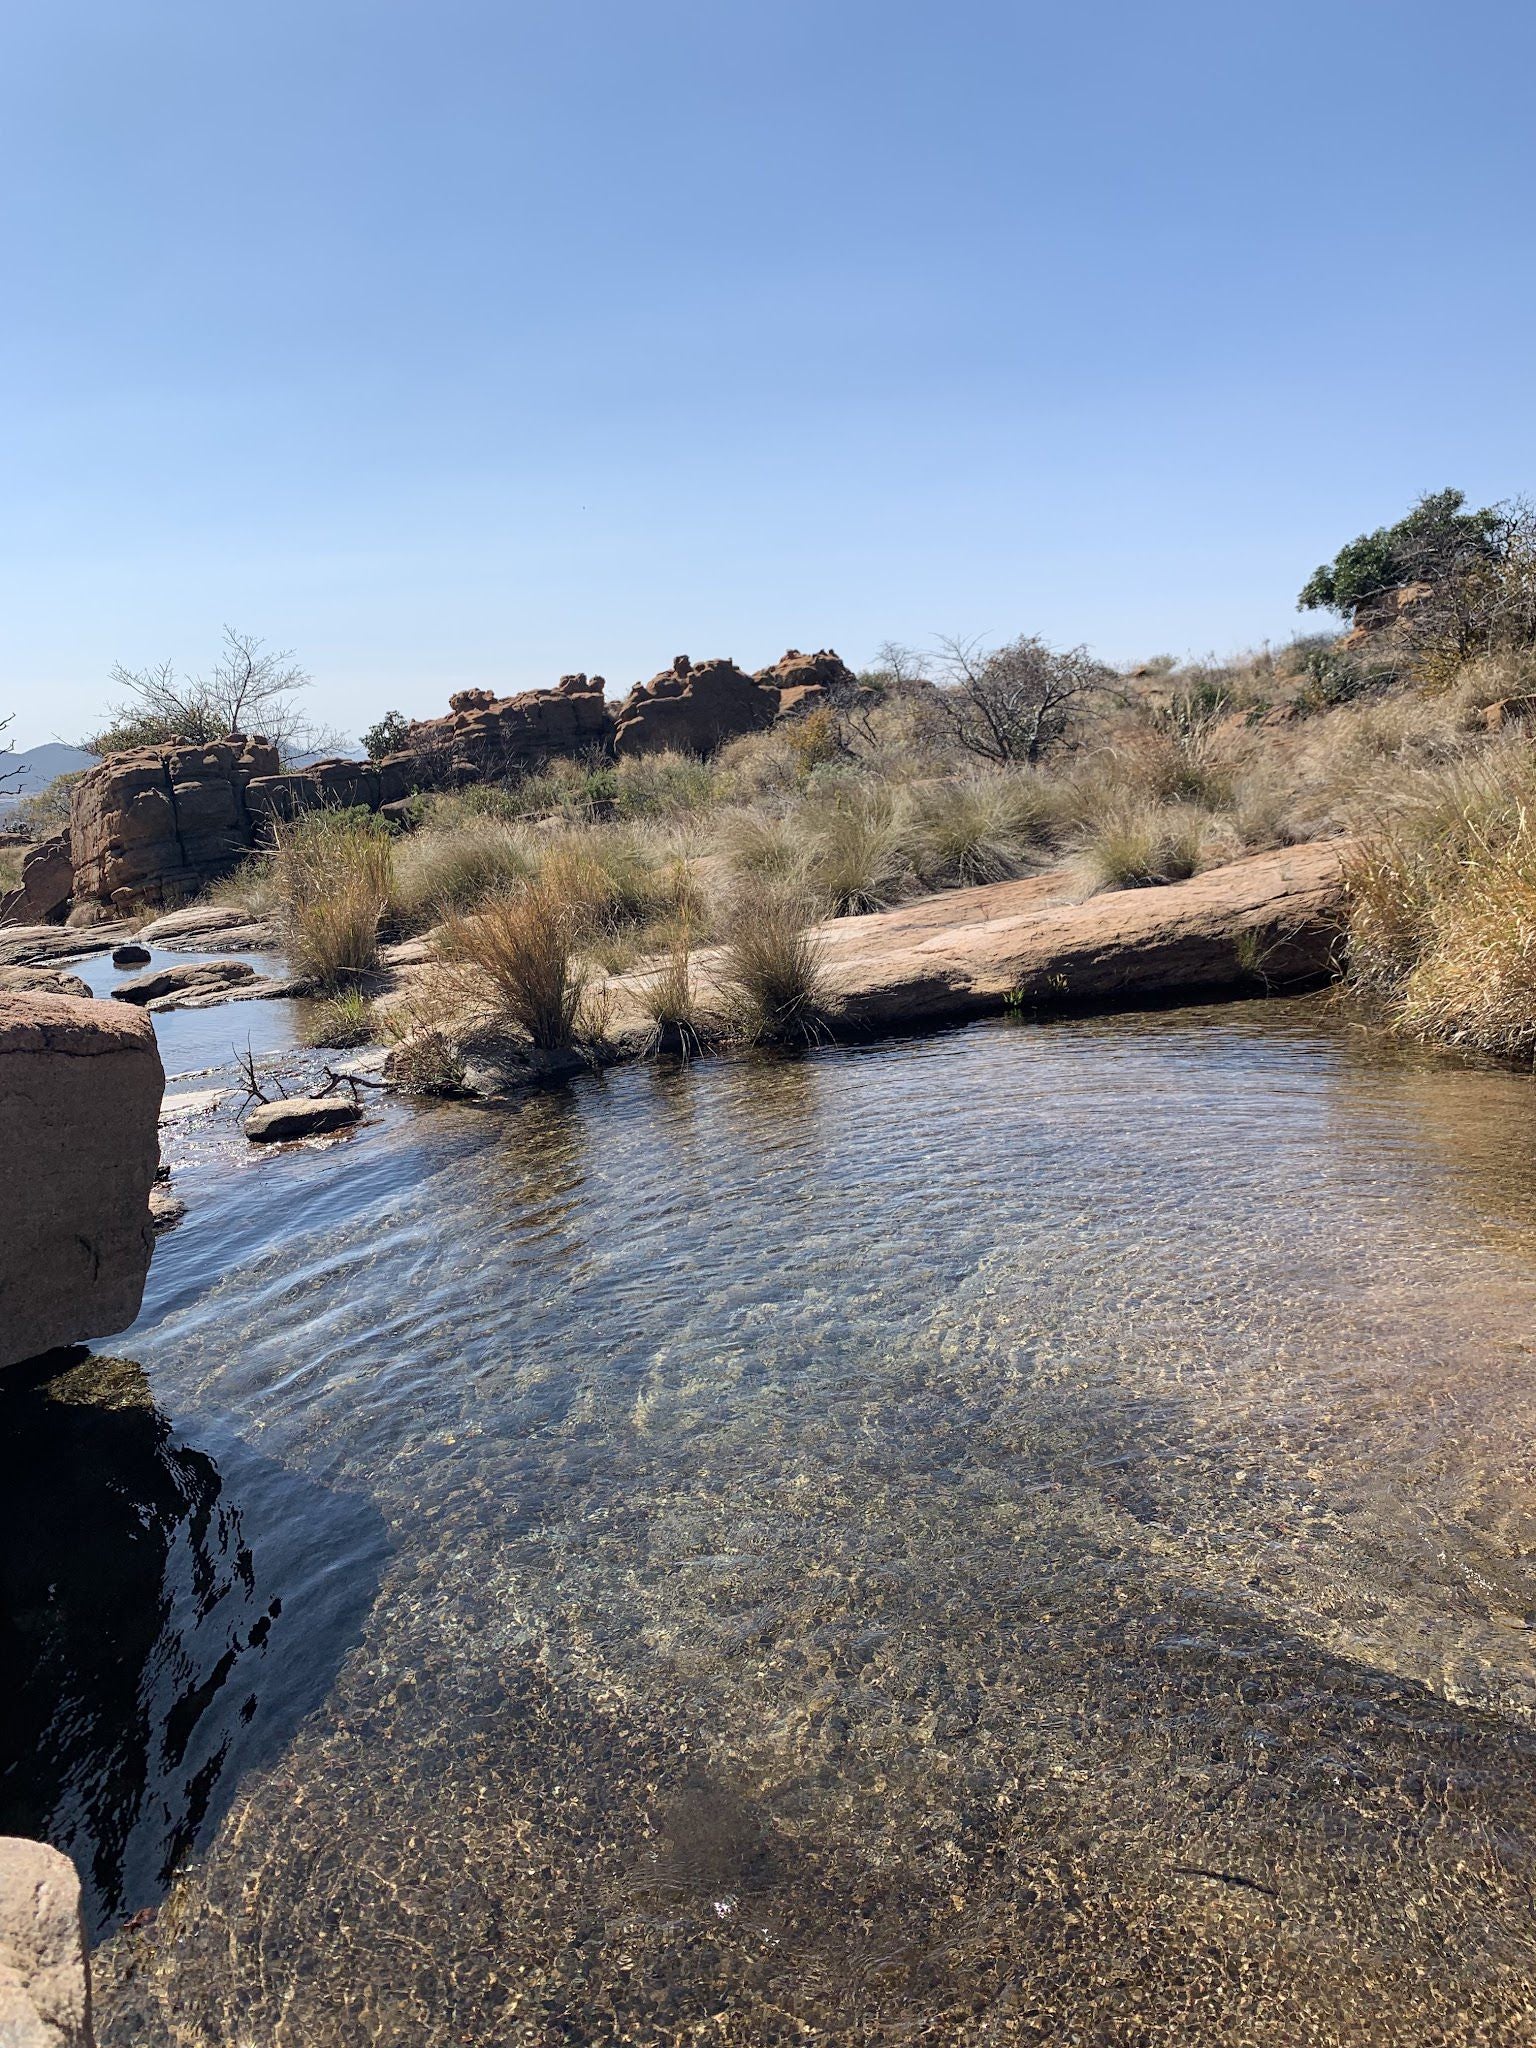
[612,656,779,756]
[68,738,280,914]
[0,994,163,1370]
[396,673,611,785]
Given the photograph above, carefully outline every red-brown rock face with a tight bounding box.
[68,737,280,913]
[752,647,859,718]
[611,656,779,757]
[400,675,612,782]
[0,992,164,1369]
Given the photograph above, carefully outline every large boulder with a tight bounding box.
[0,833,73,928]
[754,647,860,718]
[68,737,280,913]
[611,656,779,757]
[0,1837,93,2047]
[0,994,163,1370]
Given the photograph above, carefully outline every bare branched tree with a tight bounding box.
[928,634,1113,765]
[83,628,339,762]
[0,715,19,798]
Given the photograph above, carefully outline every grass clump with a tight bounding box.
[301,985,377,1048]
[903,770,1062,888]
[440,882,594,1050]
[803,787,909,914]
[715,890,830,1044]
[636,929,706,1056]
[391,811,531,925]
[1080,802,1209,891]
[273,810,393,987]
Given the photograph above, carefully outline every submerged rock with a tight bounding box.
[0,993,162,1371]
[244,1095,362,1143]
[111,960,255,1006]
[0,1836,93,2046]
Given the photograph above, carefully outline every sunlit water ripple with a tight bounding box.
[10,995,1536,2043]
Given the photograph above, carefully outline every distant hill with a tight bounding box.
[0,742,98,810]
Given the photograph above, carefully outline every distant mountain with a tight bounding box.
[0,742,98,809]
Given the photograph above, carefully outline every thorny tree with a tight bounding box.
[83,628,335,761]
[926,634,1113,765]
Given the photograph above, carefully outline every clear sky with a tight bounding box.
[3,0,1533,749]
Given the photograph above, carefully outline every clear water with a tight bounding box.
[10,997,1536,2044]
[70,945,302,1092]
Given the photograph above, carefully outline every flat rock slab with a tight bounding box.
[244,1095,362,1143]
[159,1086,226,1122]
[0,966,92,1000]
[136,905,279,953]
[111,960,255,1006]
[0,1836,92,2047]
[816,840,1352,1030]
[0,925,127,968]
[149,973,310,1012]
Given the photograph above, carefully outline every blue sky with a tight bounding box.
[3,0,1533,749]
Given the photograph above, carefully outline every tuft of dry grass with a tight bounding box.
[391,813,531,926]
[273,811,393,987]
[1080,802,1209,891]
[802,787,909,914]
[636,928,706,1055]
[902,770,1064,888]
[440,882,594,1049]
[714,890,830,1044]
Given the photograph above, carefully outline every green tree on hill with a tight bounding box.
[1297,488,1504,626]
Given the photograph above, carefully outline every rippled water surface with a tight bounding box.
[14,997,1536,2044]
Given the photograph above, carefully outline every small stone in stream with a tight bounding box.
[244,1095,362,1143]
[112,960,255,1005]
[149,1184,186,1231]
[112,943,151,966]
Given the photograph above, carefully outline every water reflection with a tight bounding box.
[0,1349,387,1938]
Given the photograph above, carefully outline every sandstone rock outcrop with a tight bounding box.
[68,738,280,913]
[0,967,92,1000]
[395,672,611,785]
[0,833,73,927]
[0,1837,93,2047]
[753,647,860,717]
[611,656,779,757]
[0,994,162,1371]
[111,960,256,1006]
[813,840,1350,1030]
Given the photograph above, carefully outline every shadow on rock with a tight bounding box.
[0,1347,390,1940]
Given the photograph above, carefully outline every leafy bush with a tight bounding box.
[362,710,413,759]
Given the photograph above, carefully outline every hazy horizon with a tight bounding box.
[4,0,1534,750]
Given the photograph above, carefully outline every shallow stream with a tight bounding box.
[9,995,1536,2042]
